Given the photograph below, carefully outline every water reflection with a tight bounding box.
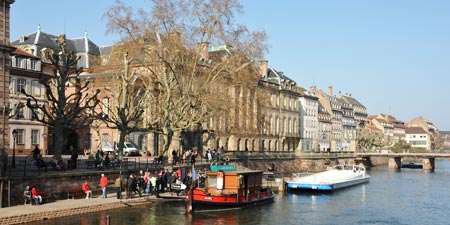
[25,160,450,225]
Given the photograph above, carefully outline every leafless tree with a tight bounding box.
[104,0,268,155]
[93,50,155,156]
[22,34,100,159]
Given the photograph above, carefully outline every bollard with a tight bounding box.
[106,215,110,225]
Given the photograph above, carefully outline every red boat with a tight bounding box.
[187,165,275,211]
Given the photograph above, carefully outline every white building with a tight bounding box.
[405,127,430,150]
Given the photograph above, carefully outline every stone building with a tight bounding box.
[311,86,343,152]
[11,27,102,154]
[317,101,332,152]
[299,89,318,152]
[258,61,301,153]
[338,94,356,152]
[0,0,14,176]
[341,93,368,128]
[368,114,394,145]
[8,48,48,155]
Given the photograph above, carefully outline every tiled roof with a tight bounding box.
[12,31,101,55]
[342,95,364,107]
[11,48,39,59]
[405,127,427,134]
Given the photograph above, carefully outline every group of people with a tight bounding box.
[23,166,202,206]
[23,185,43,205]
[204,147,227,164]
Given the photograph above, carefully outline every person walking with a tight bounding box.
[100,173,108,198]
[115,176,122,199]
[82,180,92,199]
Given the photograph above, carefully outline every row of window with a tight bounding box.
[11,56,42,71]
[10,102,43,120]
[13,129,40,145]
[10,78,43,97]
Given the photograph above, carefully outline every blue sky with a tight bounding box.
[10,0,450,130]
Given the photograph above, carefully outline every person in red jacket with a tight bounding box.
[100,173,108,198]
[82,180,92,199]
[31,187,42,204]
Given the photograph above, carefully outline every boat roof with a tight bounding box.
[210,165,237,172]
[209,165,264,175]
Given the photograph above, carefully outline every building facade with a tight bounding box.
[9,48,48,154]
[299,89,318,152]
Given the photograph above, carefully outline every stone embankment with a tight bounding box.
[0,194,162,225]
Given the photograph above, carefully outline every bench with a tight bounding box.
[40,192,52,203]
[65,188,85,199]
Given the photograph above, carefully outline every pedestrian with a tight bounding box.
[126,174,134,199]
[100,173,108,198]
[82,180,92,199]
[115,176,122,199]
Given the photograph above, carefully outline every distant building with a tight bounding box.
[405,127,430,150]
[258,61,302,153]
[312,86,343,152]
[338,92,357,152]
[407,117,439,150]
[299,89,318,152]
[316,101,332,152]
[368,114,394,146]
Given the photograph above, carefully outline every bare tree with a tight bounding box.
[105,0,266,156]
[22,34,100,159]
[104,0,268,156]
[93,51,155,157]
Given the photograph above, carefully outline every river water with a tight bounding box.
[31,159,450,225]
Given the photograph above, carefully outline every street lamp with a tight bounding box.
[12,129,17,168]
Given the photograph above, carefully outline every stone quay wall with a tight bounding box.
[0,198,155,225]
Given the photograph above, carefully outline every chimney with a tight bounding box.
[259,60,268,78]
[310,86,316,94]
[338,91,342,97]
[328,86,333,96]
[198,42,209,60]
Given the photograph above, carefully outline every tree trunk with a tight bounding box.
[54,125,65,159]
[162,128,173,157]
[118,131,126,157]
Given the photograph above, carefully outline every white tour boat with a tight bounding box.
[285,164,370,191]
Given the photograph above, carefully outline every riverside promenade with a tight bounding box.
[0,155,189,225]
[0,190,170,224]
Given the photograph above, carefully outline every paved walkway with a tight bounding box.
[0,192,172,224]
[2,193,157,217]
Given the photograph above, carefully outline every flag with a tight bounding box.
[192,164,197,181]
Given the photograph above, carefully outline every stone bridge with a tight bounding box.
[354,153,450,171]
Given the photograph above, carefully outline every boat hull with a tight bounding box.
[285,165,370,191]
[286,177,369,191]
[189,188,275,209]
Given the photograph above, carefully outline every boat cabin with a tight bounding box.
[205,165,264,197]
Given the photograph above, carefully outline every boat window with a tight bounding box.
[208,176,217,188]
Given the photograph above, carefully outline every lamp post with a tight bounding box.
[12,129,17,168]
